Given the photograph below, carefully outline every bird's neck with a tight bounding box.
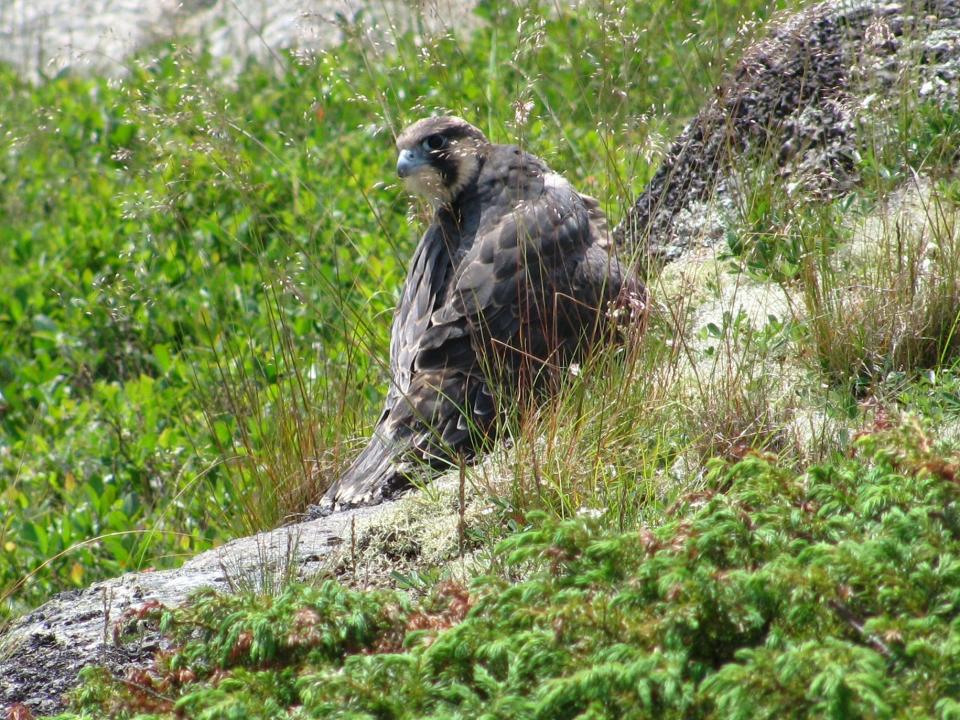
[446,149,486,209]
[434,203,464,229]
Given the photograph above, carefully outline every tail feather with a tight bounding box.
[318,430,410,514]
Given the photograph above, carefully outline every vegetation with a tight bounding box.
[3,0,960,715]
[47,421,960,718]
[0,0,788,618]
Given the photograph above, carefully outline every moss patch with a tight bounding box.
[50,419,960,719]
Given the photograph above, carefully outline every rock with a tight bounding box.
[614,0,960,266]
[0,0,480,82]
[0,503,388,714]
[0,470,493,714]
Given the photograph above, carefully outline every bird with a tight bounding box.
[317,115,645,514]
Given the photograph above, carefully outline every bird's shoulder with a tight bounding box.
[464,144,590,239]
[424,146,601,328]
[474,143,552,202]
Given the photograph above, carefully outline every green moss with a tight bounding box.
[53,421,960,719]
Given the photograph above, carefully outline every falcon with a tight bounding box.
[319,116,645,513]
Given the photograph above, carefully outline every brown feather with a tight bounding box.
[317,117,645,513]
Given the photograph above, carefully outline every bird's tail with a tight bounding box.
[316,428,411,515]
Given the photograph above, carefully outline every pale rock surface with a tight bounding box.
[0,0,478,81]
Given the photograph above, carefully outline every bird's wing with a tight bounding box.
[319,222,456,513]
[387,221,454,402]
[418,172,594,367]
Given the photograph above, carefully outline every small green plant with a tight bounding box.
[50,417,960,719]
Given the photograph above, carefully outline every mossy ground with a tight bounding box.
[46,420,960,719]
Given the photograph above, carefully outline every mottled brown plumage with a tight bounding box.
[319,116,644,512]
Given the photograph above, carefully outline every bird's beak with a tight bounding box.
[396,148,426,178]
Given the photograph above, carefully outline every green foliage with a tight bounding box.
[859,101,960,195]
[0,0,782,618]
[53,420,960,718]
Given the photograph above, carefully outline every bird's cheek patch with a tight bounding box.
[403,168,451,205]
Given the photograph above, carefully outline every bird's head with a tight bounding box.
[395,116,488,207]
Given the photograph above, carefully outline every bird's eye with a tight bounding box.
[423,134,448,151]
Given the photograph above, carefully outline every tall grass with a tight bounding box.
[800,183,960,383]
[0,0,788,617]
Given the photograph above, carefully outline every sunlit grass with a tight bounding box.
[3,0,960,627]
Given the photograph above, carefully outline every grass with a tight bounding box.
[800,184,960,383]
[3,0,960,715]
[0,0,790,620]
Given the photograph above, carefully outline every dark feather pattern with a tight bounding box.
[318,117,644,512]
